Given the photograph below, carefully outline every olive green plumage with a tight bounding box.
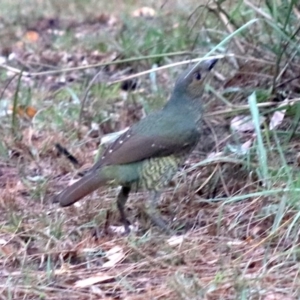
[55,58,218,232]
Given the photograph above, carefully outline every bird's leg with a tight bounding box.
[117,186,131,233]
[145,191,170,232]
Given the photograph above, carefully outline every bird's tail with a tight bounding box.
[56,171,108,207]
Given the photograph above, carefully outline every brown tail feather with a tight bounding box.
[56,171,107,207]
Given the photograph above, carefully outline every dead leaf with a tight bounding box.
[0,244,16,257]
[207,151,223,159]
[102,246,124,268]
[227,138,253,155]
[110,222,138,234]
[55,263,71,275]
[241,139,253,152]
[9,105,37,119]
[0,100,10,117]
[74,273,114,288]
[263,293,293,300]
[296,153,300,166]
[132,7,156,18]
[24,30,40,42]
[269,101,288,130]
[226,240,245,246]
[230,115,265,132]
[167,235,185,246]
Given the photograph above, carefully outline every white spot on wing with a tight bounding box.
[109,149,113,153]
[119,140,123,144]
[151,143,156,147]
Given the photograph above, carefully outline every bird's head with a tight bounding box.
[173,58,218,99]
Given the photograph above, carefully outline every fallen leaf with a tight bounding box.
[9,105,37,119]
[241,139,253,153]
[167,235,185,246]
[24,30,40,42]
[102,246,125,268]
[55,263,71,275]
[132,7,156,18]
[263,293,293,300]
[0,100,10,117]
[110,224,138,234]
[230,115,265,132]
[0,244,16,257]
[226,240,245,246]
[227,138,253,155]
[75,273,114,288]
[207,151,223,159]
[269,101,288,130]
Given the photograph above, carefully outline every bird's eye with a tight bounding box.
[194,72,201,81]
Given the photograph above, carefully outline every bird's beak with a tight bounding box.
[205,58,218,71]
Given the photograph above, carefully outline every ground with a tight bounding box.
[0,0,300,299]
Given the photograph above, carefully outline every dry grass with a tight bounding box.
[1,0,300,299]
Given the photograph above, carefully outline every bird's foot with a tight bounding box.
[149,214,170,233]
[144,205,171,234]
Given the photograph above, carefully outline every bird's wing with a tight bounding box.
[91,126,198,169]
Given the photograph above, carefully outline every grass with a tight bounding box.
[0,0,300,299]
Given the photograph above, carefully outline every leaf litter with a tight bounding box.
[0,1,300,299]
